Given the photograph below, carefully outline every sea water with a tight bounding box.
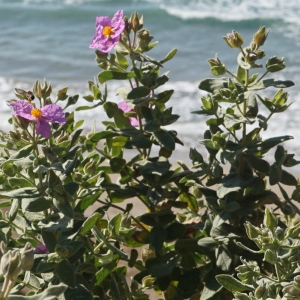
[0,0,300,160]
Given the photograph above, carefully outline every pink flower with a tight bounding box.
[89,10,125,53]
[10,100,66,139]
[118,101,139,126]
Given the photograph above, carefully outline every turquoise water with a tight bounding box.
[0,0,300,158]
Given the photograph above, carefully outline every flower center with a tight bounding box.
[31,108,42,119]
[102,26,114,38]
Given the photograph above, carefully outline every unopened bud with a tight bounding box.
[20,242,34,271]
[123,16,131,35]
[255,284,267,298]
[266,56,285,73]
[223,30,244,48]
[0,250,22,280]
[14,115,30,130]
[253,26,269,48]
[95,50,108,62]
[142,275,155,288]
[272,89,288,107]
[141,248,155,263]
[208,54,226,76]
[130,12,143,32]
[137,29,153,51]
[264,249,277,264]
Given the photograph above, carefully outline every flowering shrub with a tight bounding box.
[0,9,299,300]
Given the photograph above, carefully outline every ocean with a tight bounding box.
[1,0,300,161]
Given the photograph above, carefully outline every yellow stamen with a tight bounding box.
[31,108,42,119]
[102,26,114,38]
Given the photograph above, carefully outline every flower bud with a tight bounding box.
[264,249,277,264]
[255,49,265,59]
[255,284,267,299]
[211,132,227,149]
[223,30,244,48]
[0,250,22,280]
[208,54,226,76]
[95,50,108,62]
[8,130,22,142]
[266,56,285,72]
[137,29,153,51]
[233,293,250,300]
[253,26,269,48]
[130,12,143,32]
[274,226,285,241]
[272,89,288,107]
[123,16,131,35]
[20,242,34,271]
[142,275,155,288]
[141,248,155,263]
[13,115,30,130]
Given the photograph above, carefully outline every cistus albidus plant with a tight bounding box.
[0,9,299,300]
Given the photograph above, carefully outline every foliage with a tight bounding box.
[0,10,299,300]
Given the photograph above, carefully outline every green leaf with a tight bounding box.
[213,210,229,227]
[7,284,67,300]
[22,197,52,212]
[53,196,74,218]
[149,225,167,251]
[116,51,129,69]
[10,144,34,159]
[55,259,76,288]
[110,157,126,172]
[244,153,270,173]
[56,86,68,101]
[248,79,294,91]
[159,48,177,64]
[95,262,117,285]
[280,169,298,186]
[165,222,186,241]
[179,192,198,212]
[98,70,135,84]
[145,251,179,277]
[199,78,244,94]
[152,130,175,151]
[127,86,150,99]
[80,213,100,235]
[62,284,93,300]
[109,213,122,236]
[216,274,254,292]
[146,186,164,206]
[216,173,254,198]
[269,162,282,186]
[0,187,40,199]
[216,245,232,272]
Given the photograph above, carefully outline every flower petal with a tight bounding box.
[10,100,35,121]
[41,104,66,124]
[129,117,139,127]
[34,243,49,254]
[36,119,51,138]
[118,101,132,113]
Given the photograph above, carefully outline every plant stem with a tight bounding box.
[256,70,269,83]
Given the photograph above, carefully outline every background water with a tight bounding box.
[0,0,300,161]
